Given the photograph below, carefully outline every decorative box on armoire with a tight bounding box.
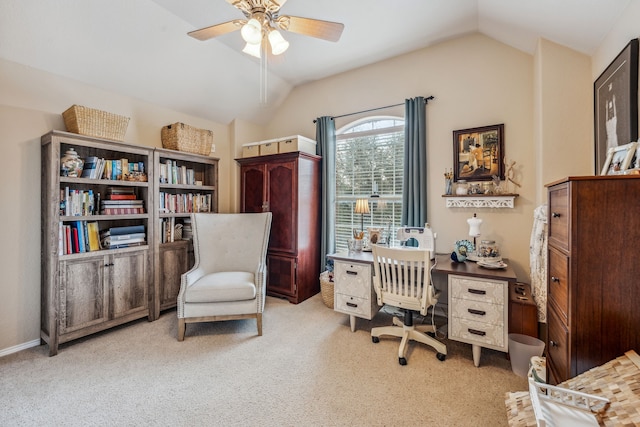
[545,175,640,384]
[236,151,321,304]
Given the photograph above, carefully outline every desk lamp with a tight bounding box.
[354,198,370,235]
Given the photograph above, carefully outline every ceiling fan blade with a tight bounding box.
[188,20,244,41]
[276,15,344,42]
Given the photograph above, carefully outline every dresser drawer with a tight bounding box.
[449,275,506,305]
[450,298,503,325]
[547,306,570,384]
[548,183,569,251]
[334,261,371,299]
[548,246,569,322]
[449,316,505,349]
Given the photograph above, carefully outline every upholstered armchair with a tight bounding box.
[177,212,272,341]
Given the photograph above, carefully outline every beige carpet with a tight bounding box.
[0,295,527,426]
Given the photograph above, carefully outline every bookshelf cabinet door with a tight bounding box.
[59,256,108,334]
[108,250,149,318]
[159,241,189,310]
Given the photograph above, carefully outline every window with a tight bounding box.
[335,116,404,251]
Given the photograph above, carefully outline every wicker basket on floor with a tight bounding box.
[320,271,334,309]
[62,105,130,141]
[161,122,213,155]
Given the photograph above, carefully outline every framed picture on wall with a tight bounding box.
[453,124,504,182]
[594,38,639,175]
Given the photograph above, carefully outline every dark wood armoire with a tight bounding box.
[237,151,321,304]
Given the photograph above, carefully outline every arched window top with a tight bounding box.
[337,115,404,136]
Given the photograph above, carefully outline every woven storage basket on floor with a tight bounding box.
[161,122,213,155]
[319,271,334,309]
[62,105,130,141]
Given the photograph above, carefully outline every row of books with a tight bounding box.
[81,156,145,181]
[60,188,97,216]
[158,160,200,185]
[58,223,147,255]
[100,199,145,215]
[158,192,212,214]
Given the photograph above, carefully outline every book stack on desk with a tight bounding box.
[100,225,146,249]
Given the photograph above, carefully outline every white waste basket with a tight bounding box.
[508,333,545,377]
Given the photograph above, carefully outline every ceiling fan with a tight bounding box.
[188,0,345,58]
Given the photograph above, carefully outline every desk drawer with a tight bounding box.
[449,275,506,305]
[450,298,503,325]
[335,293,373,319]
[334,261,371,299]
[449,316,505,349]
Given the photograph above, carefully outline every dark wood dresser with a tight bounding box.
[545,175,640,384]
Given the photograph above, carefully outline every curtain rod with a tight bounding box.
[313,96,434,123]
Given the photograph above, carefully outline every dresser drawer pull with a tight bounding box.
[346,270,358,276]
[468,328,486,336]
[346,302,358,308]
[468,288,486,295]
[552,212,561,218]
[468,308,486,316]
[551,276,560,283]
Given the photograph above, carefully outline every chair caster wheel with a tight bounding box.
[436,353,446,361]
[372,336,380,343]
[399,357,407,365]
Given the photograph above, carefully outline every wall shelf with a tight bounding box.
[442,194,519,208]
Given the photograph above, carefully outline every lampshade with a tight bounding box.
[268,29,289,55]
[354,198,370,214]
[467,213,482,237]
[242,41,261,58]
[241,18,263,44]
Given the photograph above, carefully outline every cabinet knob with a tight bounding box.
[261,201,269,212]
[552,212,561,218]
[549,340,558,347]
[551,276,560,283]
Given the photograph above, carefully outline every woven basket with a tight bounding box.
[319,271,334,309]
[62,105,130,141]
[161,122,213,155]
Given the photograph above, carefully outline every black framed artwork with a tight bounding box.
[453,124,504,182]
[594,38,639,175]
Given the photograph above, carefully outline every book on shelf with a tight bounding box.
[101,236,146,248]
[103,232,146,241]
[81,156,99,178]
[86,221,101,251]
[101,199,143,206]
[101,207,145,215]
[61,188,95,216]
[103,241,146,249]
[102,224,145,236]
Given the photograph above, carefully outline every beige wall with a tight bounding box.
[1,19,628,353]
[0,58,231,353]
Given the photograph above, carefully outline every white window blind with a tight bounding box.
[335,117,404,251]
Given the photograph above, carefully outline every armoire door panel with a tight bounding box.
[268,162,297,254]
[242,166,266,213]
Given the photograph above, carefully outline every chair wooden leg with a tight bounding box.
[178,318,186,341]
[256,313,263,336]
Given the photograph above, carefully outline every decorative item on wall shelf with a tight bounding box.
[453,124,504,182]
[161,122,213,156]
[594,38,639,175]
[60,148,84,177]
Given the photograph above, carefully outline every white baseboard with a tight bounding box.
[0,339,41,358]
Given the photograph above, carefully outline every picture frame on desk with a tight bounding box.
[600,141,637,175]
[594,38,639,175]
[453,124,504,182]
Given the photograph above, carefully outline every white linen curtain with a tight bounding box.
[529,204,548,322]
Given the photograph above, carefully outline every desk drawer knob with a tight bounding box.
[346,302,358,308]
[346,270,358,276]
[468,328,487,336]
[468,308,486,316]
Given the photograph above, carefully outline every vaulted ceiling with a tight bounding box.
[0,0,631,125]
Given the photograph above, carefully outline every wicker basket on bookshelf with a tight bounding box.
[62,105,130,141]
[319,270,334,309]
[161,122,213,155]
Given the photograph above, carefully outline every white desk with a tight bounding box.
[327,252,517,367]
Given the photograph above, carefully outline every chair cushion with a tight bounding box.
[186,272,256,303]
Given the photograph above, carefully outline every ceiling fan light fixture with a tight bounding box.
[268,29,289,55]
[241,18,263,44]
[242,41,262,58]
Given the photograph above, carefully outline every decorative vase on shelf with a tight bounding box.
[60,148,84,177]
[456,180,468,195]
[445,179,453,195]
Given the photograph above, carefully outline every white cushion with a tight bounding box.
[186,272,256,303]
